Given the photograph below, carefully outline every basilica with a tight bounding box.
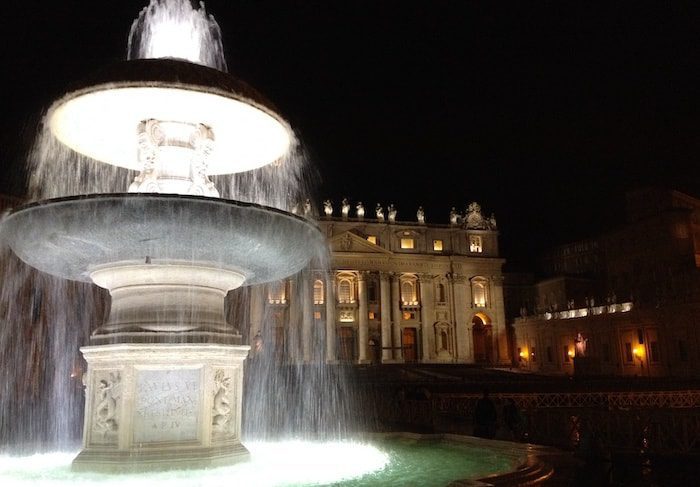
[245,198,511,366]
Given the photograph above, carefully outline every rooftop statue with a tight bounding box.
[376,203,385,222]
[449,207,460,225]
[323,199,333,217]
[388,204,397,223]
[417,206,425,224]
[356,201,365,220]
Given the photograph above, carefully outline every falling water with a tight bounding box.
[127,0,228,72]
[2,0,362,460]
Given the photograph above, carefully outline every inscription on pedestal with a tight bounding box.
[133,368,201,443]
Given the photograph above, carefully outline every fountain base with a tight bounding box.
[72,343,250,473]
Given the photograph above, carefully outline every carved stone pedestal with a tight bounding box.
[72,343,250,472]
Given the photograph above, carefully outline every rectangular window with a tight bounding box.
[650,341,660,363]
[624,342,634,363]
[469,235,483,253]
[433,239,443,251]
[546,346,553,363]
[368,311,376,320]
[367,235,377,245]
[400,238,415,249]
[313,311,322,320]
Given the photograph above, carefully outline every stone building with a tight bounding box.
[511,188,700,377]
[246,200,510,365]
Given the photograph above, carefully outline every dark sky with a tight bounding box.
[1,0,699,266]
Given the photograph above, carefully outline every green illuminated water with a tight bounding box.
[333,437,517,487]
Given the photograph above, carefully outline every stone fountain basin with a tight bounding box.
[0,193,325,285]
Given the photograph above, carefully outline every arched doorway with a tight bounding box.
[472,313,493,364]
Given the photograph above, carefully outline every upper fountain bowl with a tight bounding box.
[46,58,292,175]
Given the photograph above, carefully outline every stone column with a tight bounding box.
[287,277,300,362]
[357,271,370,364]
[325,272,337,363]
[391,273,403,362]
[491,275,510,365]
[301,270,313,363]
[451,273,471,363]
[379,271,392,362]
[418,273,435,363]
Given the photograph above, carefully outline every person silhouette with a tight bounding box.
[473,388,497,439]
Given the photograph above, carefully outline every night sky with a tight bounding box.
[1,0,699,266]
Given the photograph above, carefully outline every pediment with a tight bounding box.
[329,231,393,254]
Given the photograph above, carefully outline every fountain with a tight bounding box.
[0,1,560,484]
[0,0,328,472]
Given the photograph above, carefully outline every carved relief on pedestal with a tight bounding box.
[212,369,235,437]
[91,371,121,443]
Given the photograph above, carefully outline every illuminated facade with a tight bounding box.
[511,188,700,377]
[246,200,510,365]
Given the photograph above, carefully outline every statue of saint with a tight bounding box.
[449,207,459,225]
[356,201,365,219]
[388,203,397,223]
[489,213,497,230]
[417,206,425,224]
[376,203,384,221]
[341,198,350,219]
[303,198,312,216]
[323,199,333,217]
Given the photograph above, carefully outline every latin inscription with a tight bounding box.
[133,369,201,443]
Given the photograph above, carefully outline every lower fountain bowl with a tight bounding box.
[0,193,325,285]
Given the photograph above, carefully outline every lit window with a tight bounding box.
[469,235,482,253]
[314,311,322,320]
[400,238,415,249]
[367,235,377,244]
[368,311,375,320]
[433,239,443,251]
[313,279,324,305]
[267,281,286,304]
[471,278,488,307]
[401,279,418,305]
[338,278,354,303]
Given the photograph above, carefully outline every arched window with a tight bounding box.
[400,275,418,305]
[268,280,286,304]
[471,277,489,307]
[313,279,324,304]
[338,278,354,303]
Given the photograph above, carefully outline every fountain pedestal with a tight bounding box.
[72,343,250,472]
